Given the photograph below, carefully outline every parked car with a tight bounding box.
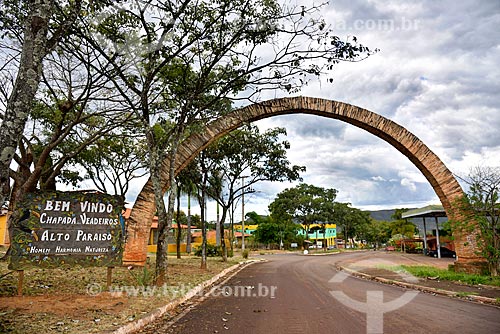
[428,247,456,258]
[385,246,395,251]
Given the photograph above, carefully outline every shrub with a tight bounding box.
[242,249,249,259]
[193,244,233,257]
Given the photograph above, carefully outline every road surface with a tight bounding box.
[140,252,500,334]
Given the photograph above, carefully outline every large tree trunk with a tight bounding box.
[176,184,182,259]
[219,207,228,262]
[0,1,53,206]
[229,201,235,254]
[156,142,179,285]
[197,153,210,269]
[0,0,82,206]
[186,193,192,254]
[199,192,207,270]
[151,147,169,285]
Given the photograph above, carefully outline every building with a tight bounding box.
[0,208,9,246]
[191,230,231,249]
[233,224,258,235]
[297,223,337,248]
[233,222,337,248]
[402,204,454,257]
[123,208,191,253]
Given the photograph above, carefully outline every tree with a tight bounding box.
[203,124,304,261]
[390,209,416,252]
[195,153,210,270]
[333,202,371,248]
[269,183,337,237]
[455,166,500,276]
[246,211,268,225]
[3,35,138,252]
[362,220,392,248]
[175,162,199,255]
[73,0,374,281]
[76,135,147,198]
[346,210,372,246]
[252,214,301,249]
[0,0,85,207]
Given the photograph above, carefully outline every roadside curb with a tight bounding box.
[110,259,263,334]
[304,250,369,256]
[337,265,500,307]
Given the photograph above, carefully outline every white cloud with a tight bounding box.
[245,0,500,216]
[400,178,417,192]
[125,0,500,220]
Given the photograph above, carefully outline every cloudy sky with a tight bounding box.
[236,0,500,218]
[127,0,500,221]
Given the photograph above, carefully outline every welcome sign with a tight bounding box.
[9,191,125,270]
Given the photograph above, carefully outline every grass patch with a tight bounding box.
[455,291,479,297]
[400,265,500,287]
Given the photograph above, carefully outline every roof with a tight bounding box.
[192,230,249,238]
[123,208,187,228]
[150,222,188,229]
[233,231,252,238]
[402,205,447,219]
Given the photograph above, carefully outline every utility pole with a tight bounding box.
[241,176,248,251]
[187,192,192,254]
[435,217,441,259]
[231,198,235,249]
[216,201,220,246]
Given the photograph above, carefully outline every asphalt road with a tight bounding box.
[140,252,500,334]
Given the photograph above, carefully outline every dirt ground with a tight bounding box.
[0,292,129,333]
[0,249,242,334]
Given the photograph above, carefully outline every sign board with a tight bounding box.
[9,191,125,270]
[290,242,298,248]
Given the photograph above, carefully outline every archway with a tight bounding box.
[123,97,482,271]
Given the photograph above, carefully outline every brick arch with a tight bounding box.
[123,97,476,267]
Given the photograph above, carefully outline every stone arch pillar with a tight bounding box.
[123,97,482,271]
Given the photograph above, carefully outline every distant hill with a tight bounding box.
[366,208,448,235]
[365,208,420,222]
[366,209,396,222]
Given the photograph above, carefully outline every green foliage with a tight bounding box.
[76,135,147,197]
[246,211,268,225]
[198,124,305,249]
[389,209,417,239]
[205,125,305,190]
[333,202,372,245]
[254,220,300,246]
[127,265,155,287]
[398,265,500,287]
[269,183,337,228]
[359,219,392,246]
[452,166,500,276]
[242,249,249,259]
[193,244,230,257]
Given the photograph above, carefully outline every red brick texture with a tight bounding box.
[123,97,485,271]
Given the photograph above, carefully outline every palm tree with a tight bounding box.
[175,162,200,257]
